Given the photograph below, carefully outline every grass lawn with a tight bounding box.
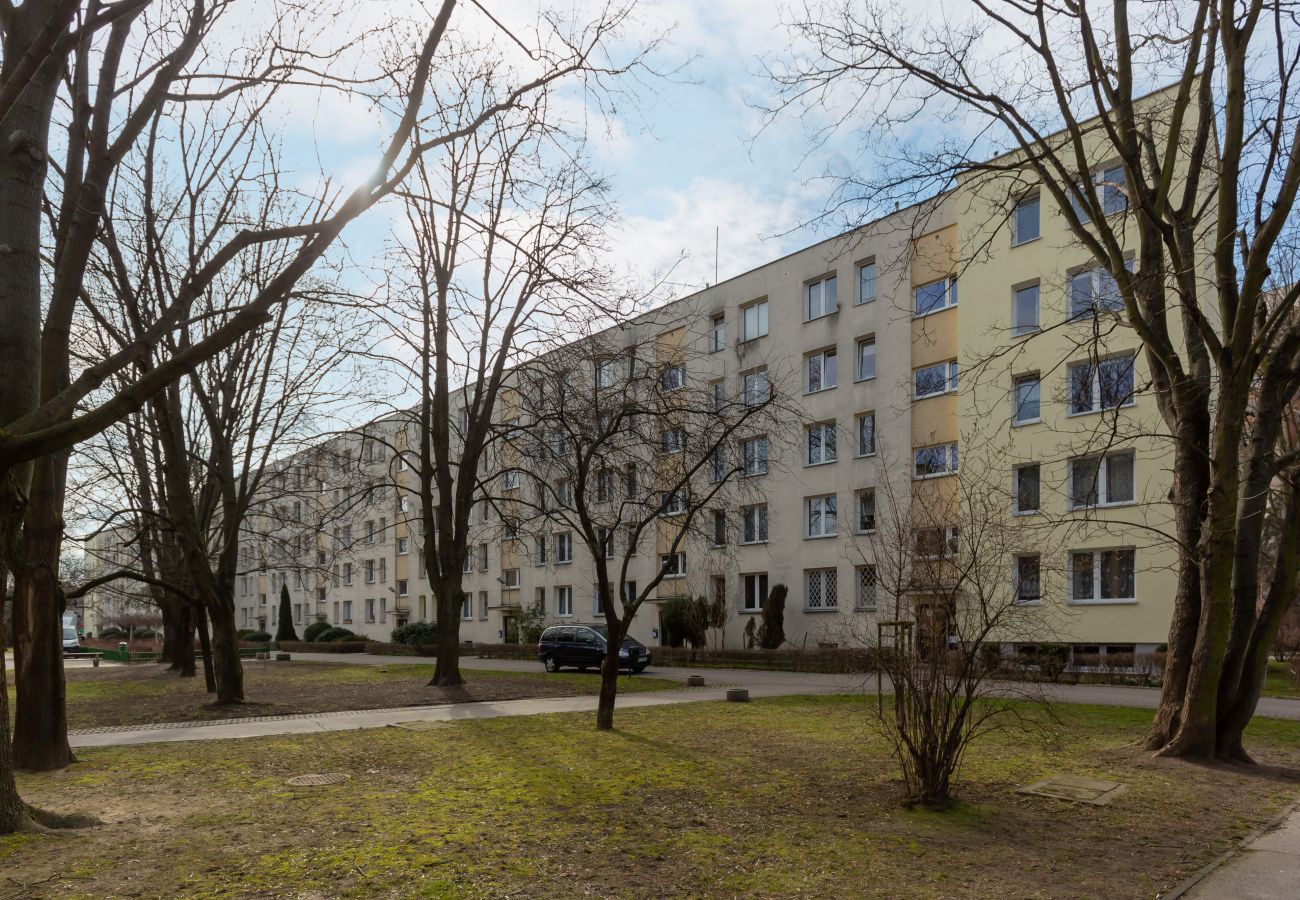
[1264,658,1299,698]
[5,661,678,730]
[5,696,1300,898]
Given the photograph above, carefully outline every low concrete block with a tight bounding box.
[686,674,706,687]
[275,653,291,662]
[725,688,749,703]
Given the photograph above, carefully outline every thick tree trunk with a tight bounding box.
[0,555,25,833]
[207,599,244,704]
[12,454,74,772]
[429,572,465,687]
[169,601,197,678]
[196,604,216,693]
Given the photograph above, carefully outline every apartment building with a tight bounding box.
[223,93,1190,664]
[82,525,158,636]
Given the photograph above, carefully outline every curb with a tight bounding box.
[1159,797,1300,898]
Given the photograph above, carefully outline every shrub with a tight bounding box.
[275,584,298,642]
[243,630,272,643]
[757,583,788,649]
[391,622,439,646]
[659,596,707,649]
[303,621,332,643]
[316,627,360,643]
[132,627,155,639]
[99,626,124,638]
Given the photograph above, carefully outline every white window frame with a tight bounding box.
[711,313,726,352]
[855,489,876,534]
[557,585,574,617]
[1067,356,1136,414]
[741,573,768,613]
[661,490,687,516]
[855,565,877,610]
[741,504,769,544]
[555,532,573,564]
[742,436,769,476]
[914,360,959,399]
[1012,282,1040,336]
[396,537,409,555]
[1014,554,1042,604]
[805,494,838,539]
[805,421,838,466]
[856,412,876,457]
[661,428,685,455]
[1012,374,1041,424]
[805,273,838,321]
[1068,547,1137,604]
[660,552,686,578]
[856,336,876,381]
[660,363,685,392]
[502,568,520,588]
[913,442,959,479]
[741,299,769,342]
[805,347,838,394]
[804,567,838,611]
[913,276,958,317]
[856,260,876,305]
[1011,194,1040,246]
[742,368,771,407]
[1068,450,1137,509]
[1014,463,1041,515]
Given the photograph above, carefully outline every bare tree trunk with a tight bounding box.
[11,453,74,772]
[430,573,465,687]
[207,597,243,704]
[0,554,24,833]
[196,604,216,693]
[596,640,620,731]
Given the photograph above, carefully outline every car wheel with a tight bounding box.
[544,656,560,673]
[633,665,646,675]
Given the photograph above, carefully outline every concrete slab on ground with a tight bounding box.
[1184,805,1300,899]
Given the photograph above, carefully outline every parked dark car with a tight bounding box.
[537,624,651,673]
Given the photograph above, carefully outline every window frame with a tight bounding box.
[855,488,876,534]
[1068,547,1137,605]
[856,259,877,305]
[1012,373,1042,425]
[1067,354,1136,415]
[804,567,839,612]
[741,503,769,544]
[913,442,959,479]
[1013,463,1041,515]
[1068,450,1137,509]
[805,493,839,539]
[805,420,838,467]
[741,572,768,613]
[913,275,958,317]
[855,335,877,382]
[913,360,959,400]
[804,346,839,394]
[740,299,769,342]
[1011,193,1041,246]
[805,273,839,321]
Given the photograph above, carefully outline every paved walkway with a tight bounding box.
[1183,804,1300,899]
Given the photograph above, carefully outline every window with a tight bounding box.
[742,573,768,612]
[857,260,876,304]
[1069,355,1135,413]
[1013,283,1040,336]
[660,552,686,578]
[534,587,545,613]
[805,274,838,320]
[365,598,376,623]
[805,348,838,393]
[856,336,876,381]
[741,300,768,341]
[343,600,352,623]
[805,567,838,610]
[914,442,958,478]
[502,568,520,588]
[478,543,488,571]
[857,412,876,457]
[1070,548,1136,603]
[557,479,573,507]
[1006,555,1042,605]
[711,446,726,482]
[1013,375,1041,423]
[711,314,726,352]
[806,421,838,466]
[914,360,959,399]
[1070,263,1128,318]
[480,593,489,620]
[461,594,473,620]
[855,489,876,533]
[597,526,614,559]
[742,436,769,476]
[661,490,687,516]
[741,504,768,543]
[557,585,573,616]
[624,464,638,497]
[660,363,685,392]
[504,469,520,490]
[914,276,957,316]
[396,536,409,556]
[343,563,352,586]
[1014,463,1041,514]
[396,579,408,598]
[1069,450,1136,507]
[806,494,838,538]
[711,510,727,547]
[597,469,614,503]
[463,555,474,574]
[365,560,376,584]
[597,358,618,388]
[1012,194,1040,245]
[555,532,572,564]
[712,380,725,413]
[855,565,878,610]
[660,428,685,455]
[366,520,377,544]
[1099,164,1128,215]
[915,526,960,559]
[742,368,771,406]
[534,535,547,566]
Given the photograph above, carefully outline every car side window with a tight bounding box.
[576,628,596,645]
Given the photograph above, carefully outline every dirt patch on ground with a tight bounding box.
[39,661,675,729]
[6,697,1300,898]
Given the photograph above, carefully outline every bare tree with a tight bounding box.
[767,0,1300,761]
[517,311,792,729]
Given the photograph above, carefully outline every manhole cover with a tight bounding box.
[286,773,351,787]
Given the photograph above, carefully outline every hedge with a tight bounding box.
[276,640,367,654]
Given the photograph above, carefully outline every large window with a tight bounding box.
[741,504,769,543]
[856,336,876,381]
[661,490,687,516]
[915,526,959,559]
[914,360,959,399]
[805,567,838,610]
[1069,263,1128,318]
[555,532,572,564]
[742,573,768,612]
[1013,374,1041,424]
[660,552,686,578]
[855,489,876,533]
[857,260,876,304]
[1012,194,1040,245]
[1015,555,1042,603]
[741,300,768,341]
[806,274,838,320]
[1069,450,1136,507]
[1068,355,1135,413]
[557,585,573,616]
[660,428,685,454]
[914,276,958,316]
[711,510,727,547]
[806,421,838,466]
[1070,548,1136,603]
[1013,283,1040,335]
[914,442,958,478]
[1014,463,1041,514]
[660,363,685,392]
[806,494,838,538]
[855,565,878,610]
[743,436,769,476]
[742,368,770,407]
[805,347,838,393]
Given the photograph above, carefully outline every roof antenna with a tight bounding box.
[714,225,719,287]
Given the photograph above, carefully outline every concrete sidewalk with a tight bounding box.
[1182,804,1300,899]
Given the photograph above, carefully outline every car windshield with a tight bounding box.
[589,624,609,639]
[62,627,77,641]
